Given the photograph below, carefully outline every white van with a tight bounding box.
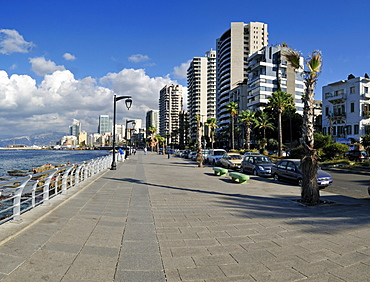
[207,149,226,165]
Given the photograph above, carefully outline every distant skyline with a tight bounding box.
[1,0,370,138]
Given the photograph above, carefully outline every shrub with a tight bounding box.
[289,146,305,159]
[322,143,349,159]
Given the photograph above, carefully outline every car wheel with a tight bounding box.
[213,160,216,166]
[273,174,279,182]
[298,179,303,186]
[253,170,258,176]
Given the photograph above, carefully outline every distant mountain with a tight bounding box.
[0,132,65,147]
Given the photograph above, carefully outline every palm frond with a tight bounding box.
[307,50,322,75]
[284,49,301,69]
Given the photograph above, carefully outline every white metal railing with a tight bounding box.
[0,153,113,225]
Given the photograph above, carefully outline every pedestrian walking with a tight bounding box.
[144,147,147,155]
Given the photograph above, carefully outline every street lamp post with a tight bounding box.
[111,94,132,170]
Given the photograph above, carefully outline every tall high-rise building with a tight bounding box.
[216,22,268,127]
[159,85,183,145]
[187,50,216,141]
[69,119,81,137]
[98,115,112,134]
[146,110,159,136]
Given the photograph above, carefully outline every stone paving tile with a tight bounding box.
[1,269,64,282]
[329,262,370,280]
[177,266,226,281]
[250,267,307,281]
[192,254,238,266]
[219,262,270,277]
[170,246,212,257]
[231,249,276,263]
[0,253,25,275]
[61,264,116,281]
[206,244,247,255]
[114,270,166,282]
[329,251,370,266]
[162,256,196,269]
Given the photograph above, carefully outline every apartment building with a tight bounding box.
[187,50,216,140]
[246,45,304,114]
[98,115,112,134]
[159,85,183,145]
[216,21,268,127]
[146,109,159,136]
[322,76,370,142]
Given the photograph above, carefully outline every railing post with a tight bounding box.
[75,164,84,184]
[42,169,58,206]
[12,175,32,222]
[61,166,74,194]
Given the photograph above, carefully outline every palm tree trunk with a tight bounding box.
[278,110,282,157]
[231,116,235,150]
[246,124,251,150]
[301,80,319,204]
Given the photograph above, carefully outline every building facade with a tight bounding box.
[98,115,112,134]
[216,22,268,128]
[146,109,160,136]
[322,76,370,142]
[246,45,304,114]
[187,50,216,141]
[69,119,81,137]
[159,85,183,145]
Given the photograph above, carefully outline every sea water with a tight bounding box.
[0,149,109,177]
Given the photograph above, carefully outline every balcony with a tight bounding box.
[325,92,346,104]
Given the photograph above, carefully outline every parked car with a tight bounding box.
[345,151,368,162]
[182,149,191,159]
[241,155,274,176]
[243,152,260,157]
[219,152,243,170]
[207,149,226,165]
[202,150,209,161]
[189,151,197,161]
[271,159,333,188]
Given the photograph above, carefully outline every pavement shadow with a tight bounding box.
[105,175,370,234]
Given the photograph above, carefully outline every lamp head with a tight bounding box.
[125,98,133,110]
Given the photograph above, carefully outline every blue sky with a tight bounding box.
[1,0,369,138]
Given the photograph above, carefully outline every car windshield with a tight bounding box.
[251,156,271,163]
[214,151,225,155]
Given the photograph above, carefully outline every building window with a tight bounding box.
[325,107,329,116]
[323,127,327,135]
[347,125,352,134]
[333,126,336,136]
[354,124,359,134]
[366,125,370,135]
[350,86,355,94]
[350,103,355,113]
[365,87,369,94]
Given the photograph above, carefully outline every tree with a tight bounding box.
[255,111,275,140]
[148,126,157,152]
[205,118,218,149]
[226,102,238,150]
[239,110,256,150]
[154,134,165,155]
[322,143,349,159]
[195,115,203,167]
[285,48,323,204]
[266,91,294,158]
[314,133,332,149]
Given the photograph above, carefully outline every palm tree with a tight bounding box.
[195,115,203,167]
[266,90,294,158]
[255,111,275,139]
[226,101,238,150]
[154,134,165,155]
[205,118,218,149]
[284,48,323,204]
[148,126,157,152]
[239,110,256,150]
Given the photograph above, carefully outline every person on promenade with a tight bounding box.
[144,147,147,155]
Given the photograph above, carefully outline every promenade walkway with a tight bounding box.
[1,152,370,281]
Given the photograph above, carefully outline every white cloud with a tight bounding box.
[128,54,150,63]
[63,53,76,61]
[29,57,66,76]
[0,29,34,54]
[173,60,191,79]
[0,67,181,138]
